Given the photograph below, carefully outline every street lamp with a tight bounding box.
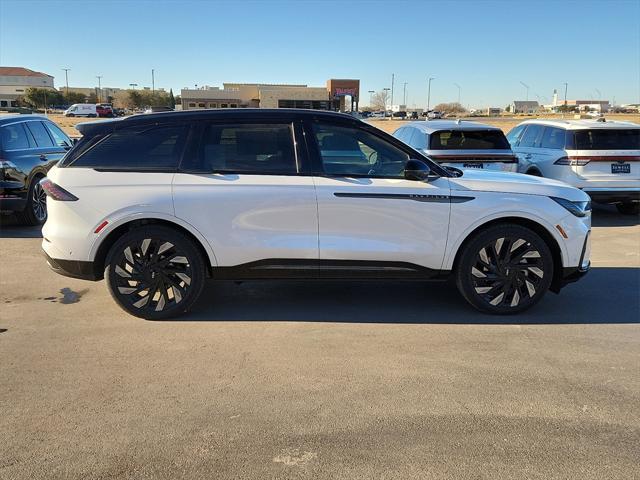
[96,75,103,103]
[129,83,138,90]
[62,68,70,101]
[403,82,408,106]
[42,79,48,115]
[454,83,461,105]
[563,82,568,106]
[427,77,435,112]
[390,74,395,119]
[368,90,374,108]
[520,81,530,101]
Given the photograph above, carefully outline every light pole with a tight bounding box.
[42,80,48,115]
[152,69,155,95]
[563,82,568,106]
[129,83,138,90]
[403,82,408,106]
[519,81,530,101]
[368,90,374,108]
[62,68,70,101]
[427,77,434,112]
[96,75,103,103]
[390,74,395,119]
[454,83,461,105]
[383,88,390,117]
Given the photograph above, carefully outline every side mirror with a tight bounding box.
[404,159,431,181]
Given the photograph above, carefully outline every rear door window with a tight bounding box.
[0,123,32,150]
[191,123,297,174]
[518,125,544,148]
[25,121,55,148]
[44,122,73,149]
[571,129,640,150]
[429,130,510,150]
[71,124,188,169]
[540,127,566,149]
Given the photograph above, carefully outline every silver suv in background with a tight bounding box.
[507,119,640,215]
[393,120,518,172]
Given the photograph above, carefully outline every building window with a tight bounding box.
[230,104,237,108]
[0,101,7,107]
[188,103,196,107]
[198,103,205,108]
[221,103,228,108]
[209,103,218,108]
[278,99,331,110]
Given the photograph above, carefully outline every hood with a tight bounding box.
[448,169,589,202]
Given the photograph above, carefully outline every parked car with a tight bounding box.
[370,111,385,118]
[424,110,443,119]
[144,106,174,114]
[64,104,97,117]
[112,108,126,117]
[394,120,518,172]
[507,119,640,215]
[410,111,419,120]
[0,115,74,224]
[42,109,590,319]
[392,111,407,119]
[96,104,114,118]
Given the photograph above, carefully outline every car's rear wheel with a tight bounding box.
[616,202,640,215]
[105,226,206,319]
[455,224,553,314]
[16,175,47,226]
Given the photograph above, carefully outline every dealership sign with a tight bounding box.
[334,87,356,97]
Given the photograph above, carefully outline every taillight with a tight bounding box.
[40,178,78,201]
[554,156,591,166]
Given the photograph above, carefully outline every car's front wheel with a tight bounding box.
[105,226,206,319]
[455,224,554,314]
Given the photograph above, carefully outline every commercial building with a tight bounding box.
[181,79,360,112]
[0,66,54,107]
[511,100,542,114]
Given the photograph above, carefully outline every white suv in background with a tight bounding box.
[394,120,518,172]
[507,119,640,214]
[42,110,591,319]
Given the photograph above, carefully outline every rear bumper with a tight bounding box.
[582,188,640,204]
[43,249,100,281]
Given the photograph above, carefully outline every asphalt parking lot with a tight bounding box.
[1,206,639,480]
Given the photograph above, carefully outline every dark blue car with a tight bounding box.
[0,115,73,225]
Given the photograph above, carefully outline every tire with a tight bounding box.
[66,113,75,117]
[616,202,640,215]
[455,224,554,314]
[105,226,206,319]
[16,175,47,226]
[526,169,542,177]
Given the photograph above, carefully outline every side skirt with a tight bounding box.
[211,259,450,281]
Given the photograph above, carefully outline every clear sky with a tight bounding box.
[1,0,638,108]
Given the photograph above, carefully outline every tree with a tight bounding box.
[65,91,87,104]
[168,89,176,109]
[433,102,468,115]
[505,105,511,113]
[87,92,98,104]
[175,94,181,105]
[370,90,390,111]
[22,88,64,109]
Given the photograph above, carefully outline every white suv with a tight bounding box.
[41,110,591,319]
[507,119,640,214]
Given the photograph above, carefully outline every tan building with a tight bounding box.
[0,66,54,107]
[181,79,360,112]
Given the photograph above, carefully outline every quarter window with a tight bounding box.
[312,123,409,177]
[506,124,526,146]
[25,121,55,148]
[71,124,188,169]
[0,123,31,150]
[44,122,72,148]
[408,129,427,149]
[190,123,297,174]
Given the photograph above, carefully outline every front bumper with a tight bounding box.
[551,230,590,293]
[43,249,100,281]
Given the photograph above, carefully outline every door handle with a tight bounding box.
[39,154,48,161]
[524,154,532,160]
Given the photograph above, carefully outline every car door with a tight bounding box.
[305,119,452,274]
[512,124,545,175]
[24,120,68,169]
[172,118,319,269]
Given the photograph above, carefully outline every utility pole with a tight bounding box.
[519,81,530,101]
[383,88,390,117]
[403,82,407,106]
[42,80,48,115]
[427,77,434,112]
[96,75,103,103]
[368,90,374,108]
[390,74,395,119]
[563,82,568,106]
[152,69,155,95]
[454,82,461,104]
[62,68,70,100]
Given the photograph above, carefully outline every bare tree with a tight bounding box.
[433,102,467,115]
[371,90,390,111]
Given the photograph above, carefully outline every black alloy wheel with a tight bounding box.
[17,176,47,226]
[105,226,205,319]
[456,224,553,314]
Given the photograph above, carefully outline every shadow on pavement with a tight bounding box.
[0,215,42,238]
[181,267,640,325]
[591,204,639,227]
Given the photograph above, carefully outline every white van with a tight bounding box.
[64,104,97,117]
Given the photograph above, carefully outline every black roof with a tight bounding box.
[76,109,361,136]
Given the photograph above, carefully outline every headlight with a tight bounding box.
[551,197,591,217]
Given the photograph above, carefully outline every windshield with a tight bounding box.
[571,129,640,150]
[430,129,510,150]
